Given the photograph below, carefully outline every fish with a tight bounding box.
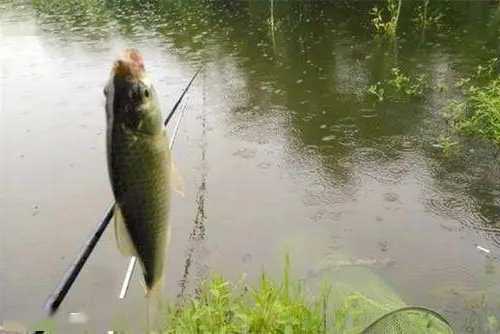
[104,49,170,293]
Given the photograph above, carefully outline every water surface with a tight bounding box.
[1,1,500,332]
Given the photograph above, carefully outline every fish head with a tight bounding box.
[104,49,162,135]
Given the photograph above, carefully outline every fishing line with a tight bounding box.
[177,67,209,301]
[169,104,188,149]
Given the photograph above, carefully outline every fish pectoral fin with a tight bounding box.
[170,160,185,197]
[113,205,138,257]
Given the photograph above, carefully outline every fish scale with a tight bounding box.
[105,49,171,292]
[108,127,171,290]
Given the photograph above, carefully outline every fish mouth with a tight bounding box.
[105,49,160,134]
[110,49,152,108]
[112,48,145,81]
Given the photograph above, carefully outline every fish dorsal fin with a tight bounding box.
[113,204,138,256]
[170,160,185,197]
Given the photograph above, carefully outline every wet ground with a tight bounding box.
[1,1,500,332]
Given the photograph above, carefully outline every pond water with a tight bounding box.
[1,1,500,332]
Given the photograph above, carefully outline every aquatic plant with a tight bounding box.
[447,79,500,145]
[413,0,443,30]
[368,82,385,102]
[368,67,428,102]
[267,0,282,54]
[474,57,499,79]
[455,77,471,89]
[434,135,459,157]
[370,0,402,38]
[388,68,429,97]
[445,57,500,145]
[455,58,498,90]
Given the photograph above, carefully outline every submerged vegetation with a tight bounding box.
[366,0,499,146]
[367,82,385,102]
[370,0,402,37]
[367,56,499,147]
[413,0,443,31]
[447,79,500,145]
[368,67,428,101]
[445,58,500,145]
[388,68,429,98]
[370,0,443,37]
[434,135,459,158]
[4,1,499,332]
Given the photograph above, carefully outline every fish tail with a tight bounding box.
[146,299,150,333]
[145,283,164,333]
[145,277,163,299]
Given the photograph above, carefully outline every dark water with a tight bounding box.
[1,1,500,332]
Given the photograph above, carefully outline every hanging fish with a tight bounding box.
[104,49,171,294]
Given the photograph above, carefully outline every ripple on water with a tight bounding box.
[422,161,500,250]
[351,146,413,184]
[338,130,359,148]
[257,162,272,169]
[478,204,500,223]
[380,135,419,154]
[232,148,256,159]
[303,144,320,156]
[425,192,484,231]
[321,135,336,142]
[328,124,345,133]
[439,172,471,192]
[383,192,400,203]
[351,147,387,163]
[358,108,378,119]
[337,116,356,126]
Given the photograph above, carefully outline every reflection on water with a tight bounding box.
[1,0,500,332]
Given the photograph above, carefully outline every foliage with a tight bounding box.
[474,57,499,79]
[447,79,500,145]
[388,67,429,97]
[370,0,402,37]
[488,315,499,332]
[434,135,459,157]
[455,58,498,89]
[368,67,429,102]
[367,82,385,102]
[162,261,454,333]
[163,264,328,333]
[446,58,500,145]
[413,0,443,30]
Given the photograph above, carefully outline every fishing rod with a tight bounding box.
[164,67,201,127]
[45,67,202,316]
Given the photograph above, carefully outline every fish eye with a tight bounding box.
[103,87,108,96]
[144,88,150,98]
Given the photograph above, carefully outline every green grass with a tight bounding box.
[160,260,455,334]
[163,260,328,333]
[447,78,500,145]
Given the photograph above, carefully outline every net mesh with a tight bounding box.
[361,306,454,334]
